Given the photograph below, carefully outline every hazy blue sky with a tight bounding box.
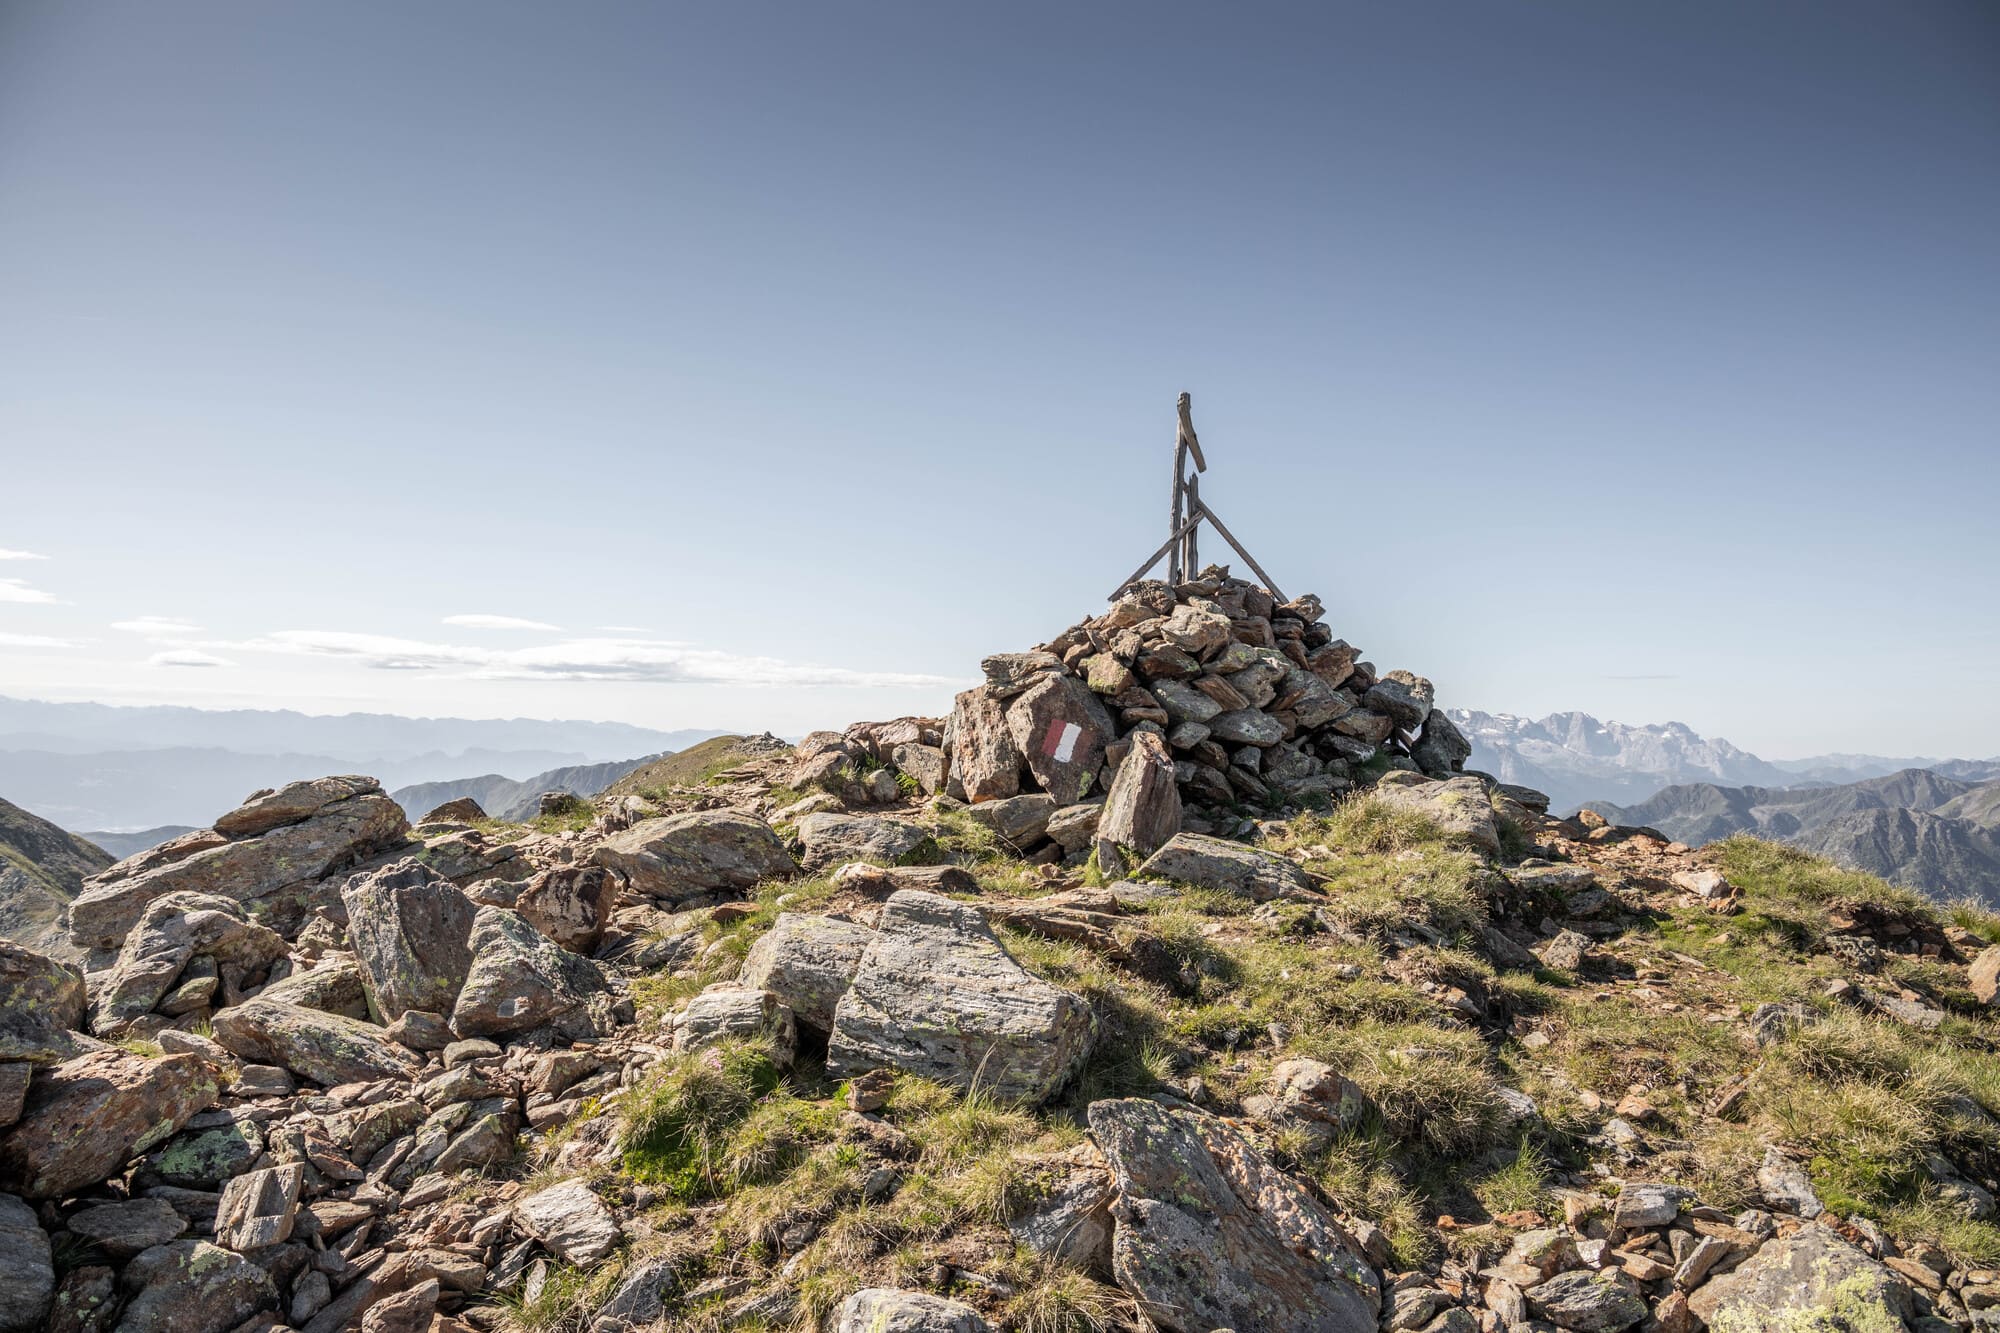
[2,2,1996,757]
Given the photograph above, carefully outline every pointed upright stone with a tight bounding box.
[1095,731,1181,870]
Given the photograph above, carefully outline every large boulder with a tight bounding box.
[451,907,613,1040]
[1004,675,1115,806]
[88,892,286,1036]
[1370,772,1500,857]
[67,781,408,948]
[210,998,421,1086]
[0,1050,217,1199]
[738,912,875,1031]
[0,1193,53,1333]
[1525,1271,1647,1331]
[1095,731,1181,867]
[827,890,1093,1104]
[1087,1097,1379,1333]
[949,686,1024,803]
[590,811,794,903]
[1686,1224,1913,1330]
[214,774,382,838]
[797,814,937,873]
[833,1288,992,1333]
[254,955,370,1018]
[340,860,475,1023]
[1136,833,1313,901]
[0,940,86,1063]
[515,865,618,954]
[115,1240,276,1333]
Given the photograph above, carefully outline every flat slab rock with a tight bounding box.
[834,1287,992,1332]
[0,1049,218,1200]
[211,996,421,1086]
[590,810,795,902]
[797,813,938,872]
[827,890,1092,1105]
[739,911,875,1031]
[68,786,407,948]
[1370,772,1501,857]
[1088,1097,1380,1333]
[1687,1223,1913,1329]
[512,1179,620,1266]
[1135,832,1313,901]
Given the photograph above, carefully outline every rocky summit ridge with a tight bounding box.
[1,568,1999,1332]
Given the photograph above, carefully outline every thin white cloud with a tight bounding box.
[232,628,953,688]
[598,625,657,634]
[112,616,203,639]
[148,648,237,669]
[0,548,48,561]
[443,614,562,631]
[0,631,74,649]
[0,578,58,604]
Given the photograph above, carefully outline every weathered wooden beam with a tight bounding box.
[1176,392,1207,472]
[1194,499,1284,602]
[1111,508,1205,601]
[1183,472,1200,575]
[1168,433,1187,586]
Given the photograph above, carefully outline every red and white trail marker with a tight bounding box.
[1040,720,1086,764]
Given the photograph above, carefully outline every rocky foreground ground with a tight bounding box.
[5,572,2000,1333]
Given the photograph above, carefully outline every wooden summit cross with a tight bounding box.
[1109,392,1286,602]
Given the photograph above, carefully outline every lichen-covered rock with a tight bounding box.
[1095,731,1181,867]
[252,956,369,1018]
[0,940,86,1064]
[88,891,286,1036]
[1006,1145,1114,1271]
[949,686,1024,803]
[1687,1224,1912,1331]
[210,997,421,1086]
[827,890,1093,1105]
[213,774,382,839]
[450,907,613,1040]
[213,1162,303,1251]
[1371,772,1500,857]
[115,1240,275,1333]
[1525,1270,1648,1331]
[796,814,938,872]
[515,865,618,954]
[340,860,475,1023]
[1004,674,1115,806]
[0,1192,53,1333]
[0,1050,217,1200]
[1087,1097,1380,1333]
[144,1117,264,1189]
[833,1288,992,1333]
[738,912,874,1031]
[511,1179,619,1266]
[64,1198,186,1260]
[590,811,794,902]
[68,782,408,948]
[1136,833,1312,901]
[1241,1058,1372,1150]
[670,984,797,1062]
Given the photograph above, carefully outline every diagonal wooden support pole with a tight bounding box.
[1194,499,1285,603]
[1110,509,1204,601]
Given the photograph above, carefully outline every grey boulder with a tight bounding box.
[89,892,287,1036]
[1136,833,1312,901]
[210,997,421,1086]
[828,890,1093,1105]
[1688,1225,1912,1329]
[0,1193,52,1333]
[1088,1097,1379,1333]
[340,860,475,1023]
[1094,731,1181,868]
[797,814,937,872]
[833,1288,992,1333]
[451,907,613,1040]
[0,940,86,1064]
[590,811,794,903]
[1371,772,1501,857]
[115,1240,275,1333]
[738,912,875,1031]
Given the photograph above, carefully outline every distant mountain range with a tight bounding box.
[1587,768,2000,907]
[1445,708,2000,815]
[0,695,726,829]
[0,793,109,956]
[391,754,668,824]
